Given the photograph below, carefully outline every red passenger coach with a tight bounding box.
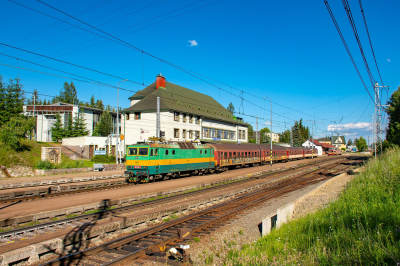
[209,143,261,171]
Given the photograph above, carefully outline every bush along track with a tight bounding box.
[226,147,400,265]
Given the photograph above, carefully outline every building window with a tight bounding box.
[182,129,186,139]
[134,112,141,120]
[125,113,130,120]
[183,114,187,123]
[174,128,179,138]
[189,130,193,139]
[195,130,200,139]
[195,116,200,124]
[174,112,180,122]
[189,115,193,123]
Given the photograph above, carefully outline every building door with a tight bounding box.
[89,145,94,159]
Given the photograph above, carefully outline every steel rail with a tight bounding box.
[0,157,346,240]
[41,159,358,266]
[0,158,336,204]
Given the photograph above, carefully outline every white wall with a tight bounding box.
[62,136,108,148]
[302,140,322,156]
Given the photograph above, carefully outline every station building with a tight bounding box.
[121,75,248,148]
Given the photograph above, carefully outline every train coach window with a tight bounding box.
[224,152,227,158]
[128,148,138,156]
[139,148,148,156]
[165,150,169,156]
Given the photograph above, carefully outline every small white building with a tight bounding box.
[302,139,323,156]
[23,103,118,142]
[121,75,248,147]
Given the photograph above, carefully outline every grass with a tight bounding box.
[225,147,400,265]
[194,237,200,242]
[0,139,83,169]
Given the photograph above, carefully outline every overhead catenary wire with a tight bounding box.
[342,0,375,88]
[323,0,374,103]
[358,0,384,86]
[9,0,365,127]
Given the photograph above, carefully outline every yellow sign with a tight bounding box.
[120,135,124,140]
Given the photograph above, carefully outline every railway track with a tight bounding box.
[40,159,359,266]
[0,157,338,204]
[0,158,358,242]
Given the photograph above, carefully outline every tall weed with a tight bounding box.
[225,147,400,265]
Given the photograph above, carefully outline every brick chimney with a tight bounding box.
[156,74,166,89]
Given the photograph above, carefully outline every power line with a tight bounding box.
[342,0,375,88]
[323,0,374,103]
[358,0,384,86]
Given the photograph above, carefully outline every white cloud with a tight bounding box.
[188,40,198,47]
[387,59,391,62]
[326,122,373,141]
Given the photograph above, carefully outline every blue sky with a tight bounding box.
[1,0,399,143]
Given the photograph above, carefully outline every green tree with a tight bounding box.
[245,123,254,142]
[347,139,353,146]
[227,102,235,114]
[386,86,400,146]
[90,95,96,108]
[0,77,25,126]
[64,114,74,137]
[72,111,89,137]
[95,99,104,110]
[292,121,302,147]
[51,113,65,142]
[259,127,271,143]
[279,129,291,143]
[54,82,79,104]
[356,136,368,152]
[94,110,112,136]
[0,116,36,149]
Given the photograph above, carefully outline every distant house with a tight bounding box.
[317,136,346,150]
[332,136,346,150]
[302,139,323,156]
[265,132,280,143]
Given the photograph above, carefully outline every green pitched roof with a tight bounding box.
[123,81,245,125]
[332,135,346,144]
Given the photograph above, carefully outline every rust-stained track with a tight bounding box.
[41,160,360,266]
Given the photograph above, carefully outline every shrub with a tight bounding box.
[35,160,55,170]
[91,155,116,163]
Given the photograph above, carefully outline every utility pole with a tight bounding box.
[263,97,272,167]
[116,79,128,164]
[290,126,293,147]
[374,82,389,156]
[256,117,258,144]
[156,97,160,138]
[33,93,36,141]
[372,114,376,157]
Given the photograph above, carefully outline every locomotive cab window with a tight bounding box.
[139,148,148,156]
[165,150,169,155]
[151,149,154,156]
[155,149,159,156]
[128,148,138,156]
[205,150,207,154]
[200,150,203,155]
[172,150,176,155]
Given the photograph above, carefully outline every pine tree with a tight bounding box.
[64,114,74,137]
[96,110,113,136]
[72,111,89,137]
[54,82,79,104]
[106,104,111,111]
[90,95,95,108]
[227,102,235,114]
[0,77,24,126]
[386,86,400,146]
[292,121,303,147]
[347,139,353,146]
[51,113,65,142]
[43,99,47,105]
[95,99,104,110]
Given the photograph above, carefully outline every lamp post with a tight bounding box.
[116,79,128,164]
[263,97,272,167]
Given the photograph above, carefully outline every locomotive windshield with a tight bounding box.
[138,148,148,156]
[128,148,138,156]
